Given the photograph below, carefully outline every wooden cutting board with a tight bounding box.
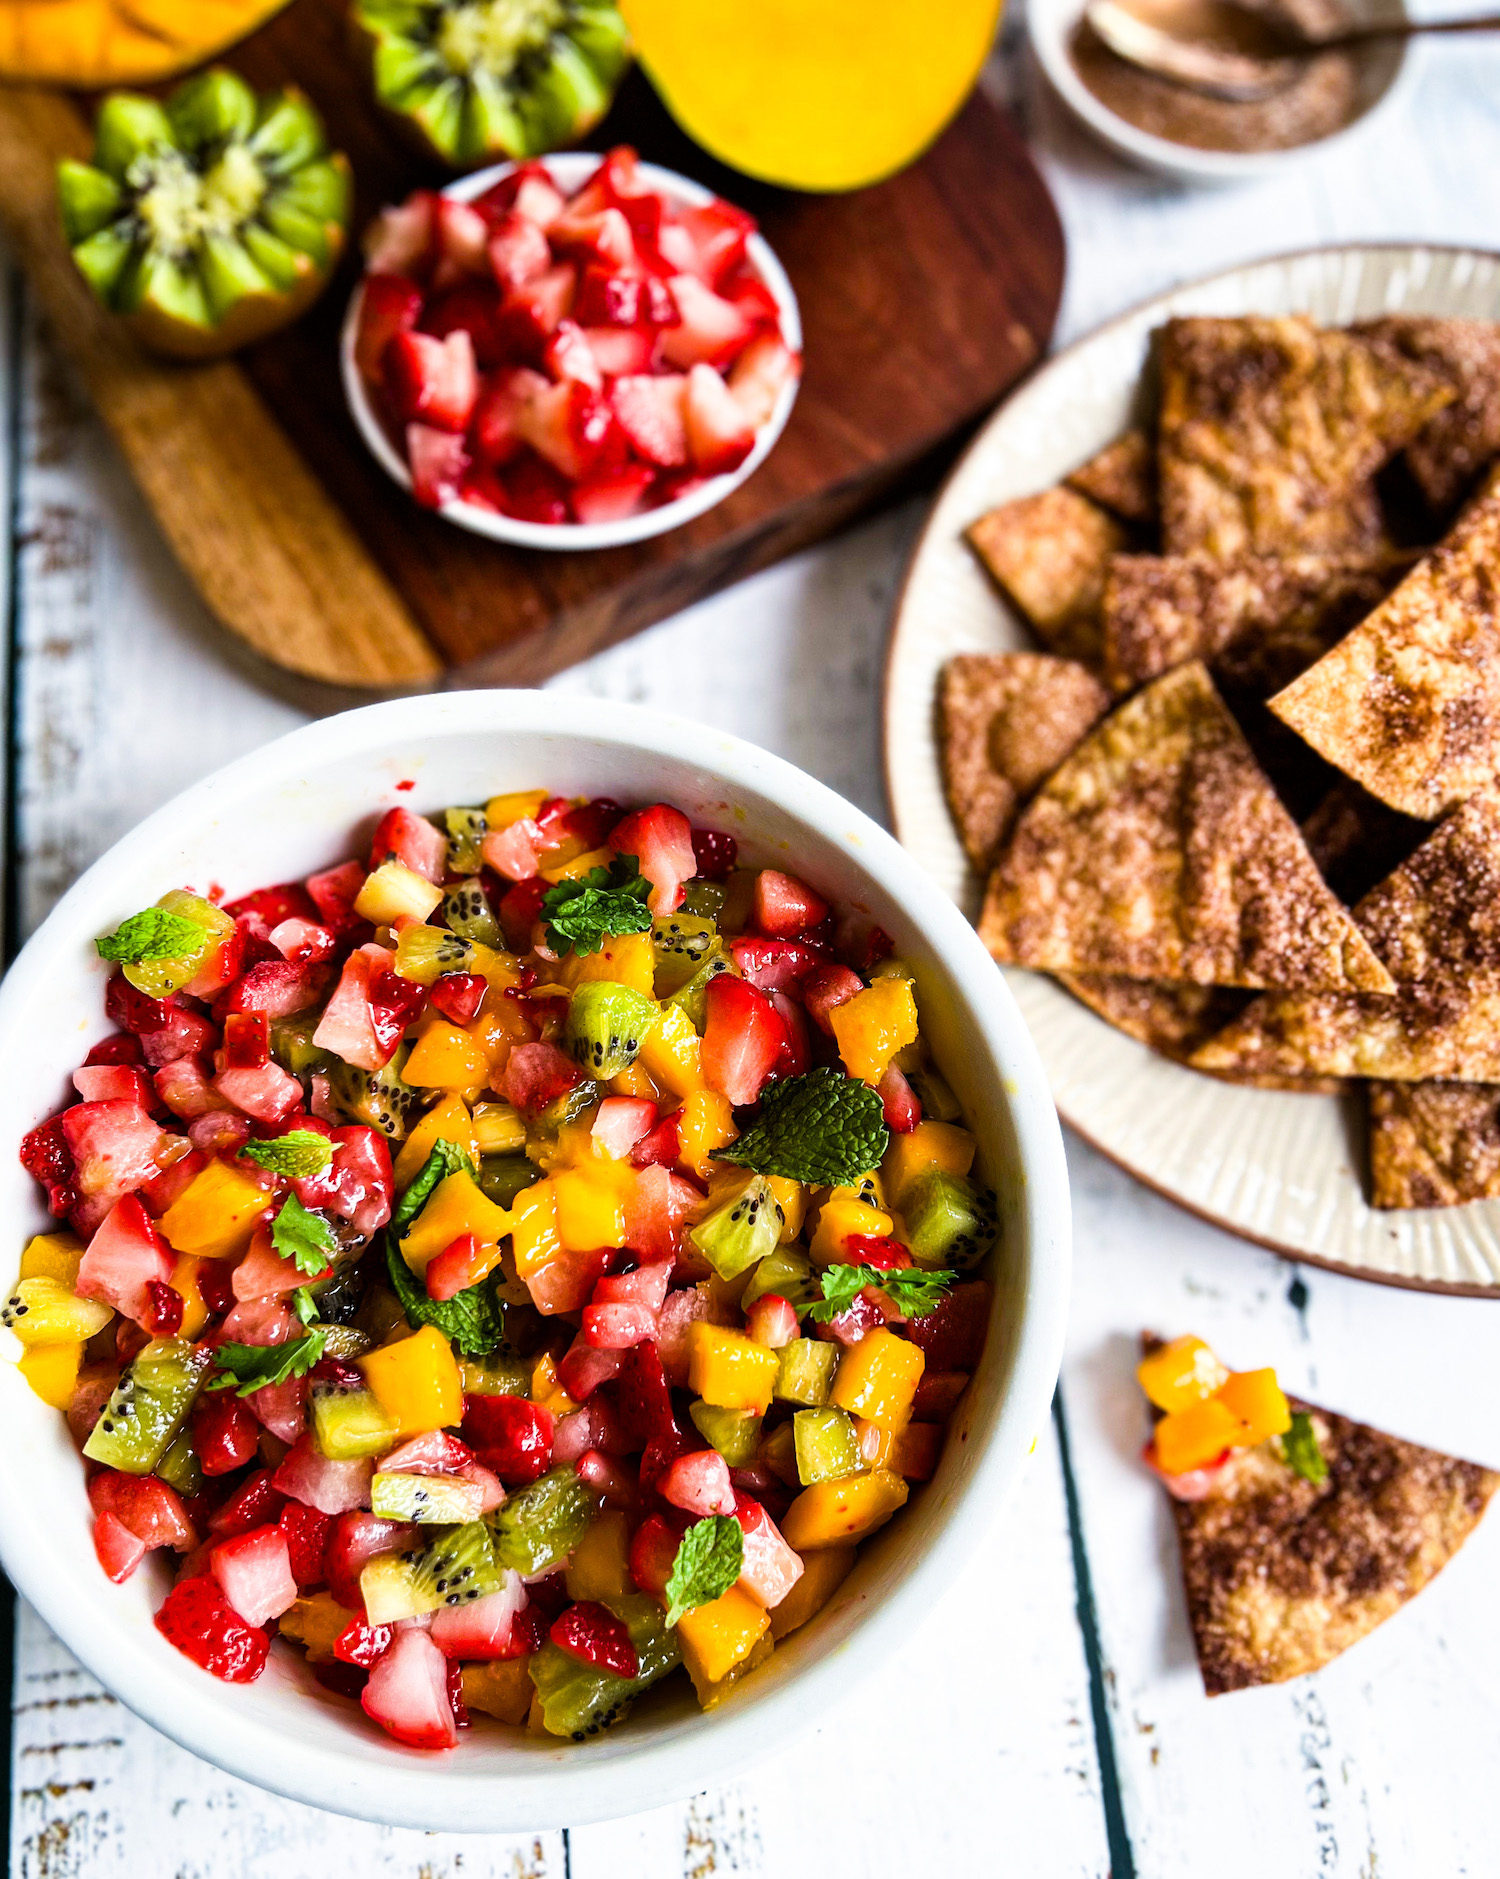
[0,0,1064,697]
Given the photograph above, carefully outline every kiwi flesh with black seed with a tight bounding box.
[326,1051,427,1140]
[564,982,658,1078]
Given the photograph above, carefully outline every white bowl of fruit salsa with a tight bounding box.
[340,147,802,547]
[0,693,1067,1831]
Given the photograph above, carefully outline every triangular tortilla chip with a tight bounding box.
[1190,981,1500,1081]
[1369,1080,1500,1209]
[1300,780,1429,907]
[1065,430,1158,527]
[1101,552,1404,695]
[939,654,1111,869]
[966,486,1125,664]
[1359,316,1500,513]
[1157,315,1453,558]
[1353,781,1500,978]
[1269,467,1500,819]
[1163,1385,1496,1694]
[978,662,1396,991]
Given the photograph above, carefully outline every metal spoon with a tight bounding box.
[1084,0,1500,101]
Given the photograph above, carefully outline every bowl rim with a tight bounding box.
[0,690,1070,1831]
[340,153,803,551]
[1027,0,1417,181]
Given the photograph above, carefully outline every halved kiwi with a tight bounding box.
[352,0,632,170]
[58,68,350,360]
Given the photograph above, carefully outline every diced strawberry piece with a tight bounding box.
[142,1277,184,1334]
[502,1040,583,1113]
[430,1573,527,1660]
[138,1145,205,1215]
[370,806,447,883]
[685,359,757,476]
[877,1064,922,1133]
[499,453,571,524]
[462,1394,554,1485]
[550,1399,616,1466]
[188,1111,250,1157]
[304,862,369,940]
[88,1470,196,1551]
[660,274,754,371]
[590,1097,656,1161]
[218,1294,293,1347]
[424,1232,490,1302]
[515,377,617,482]
[629,1111,681,1170]
[497,263,577,354]
[246,1373,309,1445]
[569,462,657,525]
[356,274,424,383]
[770,991,810,1075]
[628,1512,682,1598]
[655,199,755,287]
[364,191,438,278]
[843,1233,911,1272]
[701,976,785,1107]
[61,1101,165,1216]
[94,1509,147,1583]
[222,1011,270,1071]
[385,329,478,433]
[727,937,823,995]
[362,1627,457,1750]
[312,949,381,1071]
[72,1063,155,1109]
[407,423,470,509]
[291,1122,393,1239]
[525,1245,609,1317]
[156,1573,270,1682]
[558,1337,625,1404]
[735,1496,804,1608]
[76,1194,173,1326]
[473,161,565,231]
[20,1115,78,1217]
[85,1032,145,1068]
[226,882,319,930]
[498,878,548,951]
[803,963,864,1035]
[583,1449,638,1504]
[754,870,829,938]
[729,334,801,429]
[662,1449,736,1518]
[622,1165,700,1264]
[192,1390,259,1476]
[471,366,549,470]
[325,1510,417,1610]
[271,1436,373,1517]
[195,1259,235,1318]
[594,1261,673,1313]
[267,917,337,965]
[550,205,636,270]
[214,1060,302,1123]
[721,273,782,328]
[212,1523,298,1627]
[487,210,552,292]
[207,1467,284,1540]
[481,814,544,881]
[379,1431,474,1476]
[609,373,688,470]
[608,803,695,914]
[581,1300,659,1351]
[580,325,657,376]
[611,1342,672,1452]
[550,1599,638,1678]
[903,1281,991,1372]
[334,1614,392,1667]
[574,266,677,328]
[428,972,485,1026]
[654,1285,731,1389]
[543,319,603,389]
[434,196,490,278]
[745,1293,799,1349]
[217,958,329,1020]
[420,280,506,369]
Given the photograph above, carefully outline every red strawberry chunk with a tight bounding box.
[727,936,824,994]
[515,378,617,482]
[313,949,382,1071]
[569,462,656,526]
[364,191,437,278]
[473,162,564,231]
[142,1278,184,1335]
[734,1496,804,1608]
[660,274,754,370]
[356,275,423,383]
[628,1110,681,1170]
[425,1232,489,1302]
[218,958,329,1020]
[662,1448,736,1518]
[367,964,426,1057]
[803,963,865,1035]
[77,1194,173,1327]
[334,1614,393,1668]
[502,1040,583,1113]
[371,806,448,882]
[88,1470,196,1551]
[684,362,756,476]
[754,869,828,938]
[499,452,571,524]
[745,1293,799,1349]
[471,366,549,469]
[429,972,485,1025]
[654,199,754,287]
[223,1011,270,1070]
[904,1280,991,1372]
[729,334,801,429]
[279,1501,334,1588]
[590,1096,657,1160]
[628,1512,682,1598]
[701,975,785,1107]
[72,1064,156,1108]
[430,1577,528,1660]
[94,1509,148,1583]
[62,1101,165,1216]
[487,210,551,290]
[325,1510,418,1610]
[877,1064,922,1133]
[267,917,337,964]
[192,1389,260,1476]
[212,1523,298,1626]
[580,325,656,376]
[434,196,489,278]
[550,1601,639,1679]
[498,262,577,353]
[581,1300,659,1351]
[304,862,369,940]
[843,1233,912,1272]
[85,1032,145,1068]
[208,1467,285,1540]
[272,1437,374,1518]
[462,1394,554,1485]
[214,1059,302,1123]
[549,205,636,269]
[574,266,677,329]
[407,423,470,509]
[385,329,478,432]
[361,1627,457,1750]
[20,1116,77,1217]
[608,803,695,913]
[609,373,688,469]
[544,319,603,388]
[558,1337,625,1403]
[155,1572,270,1683]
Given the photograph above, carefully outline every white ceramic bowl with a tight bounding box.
[0,692,1068,1831]
[1028,0,1415,183]
[341,154,802,549]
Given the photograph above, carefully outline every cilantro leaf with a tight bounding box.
[272,1195,337,1277]
[384,1235,505,1358]
[393,1139,476,1233]
[95,906,205,966]
[542,857,651,957]
[803,1263,955,1324]
[238,1131,335,1179]
[664,1515,744,1628]
[207,1297,327,1398]
[715,1068,889,1188]
[1280,1410,1328,1485]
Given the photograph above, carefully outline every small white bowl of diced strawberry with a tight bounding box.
[342,147,803,547]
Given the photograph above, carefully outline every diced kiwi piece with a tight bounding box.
[1,1276,111,1344]
[902,1170,997,1272]
[666,951,733,1035]
[478,1153,541,1209]
[371,1471,483,1523]
[444,807,487,875]
[689,1402,762,1468]
[444,880,502,946]
[310,1379,397,1460]
[689,1177,782,1282]
[156,1429,203,1498]
[57,160,123,243]
[741,1245,813,1310]
[565,982,658,1078]
[774,1338,838,1408]
[412,1519,505,1607]
[270,1014,328,1076]
[462,1352,532,1397]
[652,914,719,997]
[83,1338,211,1475]
[529,1594,681,1741]
[327,1052,427,1140]
[488,1465,597,1575]
[318,1324,373,1361]
[793,1408,864,1486]
[393,924,475,986]
[681,881,726,919]
[360,1550,445,1624]
[907,1068,961,1123]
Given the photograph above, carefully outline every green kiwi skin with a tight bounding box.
[528,1594,680,1740]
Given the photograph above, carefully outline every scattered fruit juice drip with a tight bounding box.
[8,788,997,1747]
[354,145,801,522]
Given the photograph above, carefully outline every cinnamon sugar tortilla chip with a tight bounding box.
[1159,1377,1497,1694]
[1157,315,1453,559]
[1368,1080,1500,1209]
[1101,552,1404,695]
[1190,981,1500,1082]
[1352,782,1500,978]
[966,486,1126,664]
[978,662,1396,992]
[1359,316,1500,513]
[1269,466,1500,819]
[938,654,1110,869]
[1065,430,1158,527]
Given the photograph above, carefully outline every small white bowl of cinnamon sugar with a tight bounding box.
[1030,0,1415,182]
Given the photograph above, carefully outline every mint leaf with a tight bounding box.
[542,857,651,957]
[239,1131,334,1179]
[664,1514,744,1628]
[716,1068,889,1187]
[393,1139,476,1232]
[95,906,205,966]
[803,1263,955,1324]
[384,1235,505,1358]
[1280,1410,1328,1485]
[271,1195,337,1277]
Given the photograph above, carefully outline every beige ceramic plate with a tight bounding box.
[885,244,1500,1295]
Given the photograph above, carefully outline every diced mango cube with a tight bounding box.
[768,1176,806,1243]
[529,1350,578,1419]
[687,1631,774,1710]
[553,1168,630,1252]
[1137,1334,1229,1413]
[830,976,919,1086]
[781,1469,909,1550]
[882,1121,976,1206]
[399,1171,512,1271]
[678,1089,736,1178]
[639,1003,705,1098]
[769,1544,855,1638]
[279,1591,353,1662]
[19,1233,83,1287]
[462,1658,534,1725]
[18,1341,83,1410]
[359,1325,462,1437]
[510,1181,561,1280]
[168,1254,210,1340]
[486,788,548,830]
[1153,1395,1243,1475]
[1217,1368,1292,1446]
[688,1324,781,1413]
[541,844,613,885]
[565,1510,633,1602]
[676,1584,771,1688]
[159,1160,271,1259]
[830,1328,925,1430]
[809,1197,894,1265]
[393,1095,477,1189]
[403,1021,491,1091]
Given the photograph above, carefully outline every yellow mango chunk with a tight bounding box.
[280,1591,353,1662]
[510,1181,562,1280]
[393,1095,477,1189]
[769,1544,855,1639]
[882,1121,976,1207]
[18,1342,83,1410]
[359,1326,462,1437]
[1154,1395,1243,1475]
[19,1233,83,1287]
[687,1631,774,1710]
[679,1089,737,1178]
[399,1171,511,1271]
[809,1197,894,1265]
[529,1351,578,1418]
[1136,1334,1230,1414]
[462,1658,534,1725]
[168,1254,210,1340]
[468,943,522,997]
[559,930,656,997]
[486,788,549,829]
[1217,1368,1292,1446]
[639,1002,705,1097]
[830,1328,925,1430]
[830,976,918,1086]
[781,1470,908,1550]
[676,1584,771,1688]
[160,1159,271,1259]
[565,1510,633,1602]
[553,1167,631,1252]
[768,1176,806,1243]
[688,1324,781,1413]
[404,1021,491,1091]
[540,844,613,884]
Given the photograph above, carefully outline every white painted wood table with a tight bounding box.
[6,21,1500,1877]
